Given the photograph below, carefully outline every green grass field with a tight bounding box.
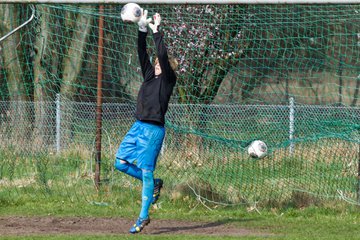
[0,145,359,239]
[1,183,360,240]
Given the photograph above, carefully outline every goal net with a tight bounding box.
[0,3,359,206]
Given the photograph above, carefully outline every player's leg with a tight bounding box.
[129,169,153,234]
[129,121,165,233]
[115,121,142,180]
[139,169,154,218]
[136,122,165,205]
[114,158,142,180]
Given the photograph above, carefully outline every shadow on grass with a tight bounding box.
[152,218,257,235]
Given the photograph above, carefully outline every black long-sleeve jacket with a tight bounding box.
[135,31,177,126]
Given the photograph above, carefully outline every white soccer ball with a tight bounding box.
[121,3,142,23]
[248,140,268,159]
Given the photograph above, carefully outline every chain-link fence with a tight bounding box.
[0,100,359,205]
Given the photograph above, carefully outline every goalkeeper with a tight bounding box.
[114,11,178,234]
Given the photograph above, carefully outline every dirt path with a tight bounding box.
[0,216,269,237]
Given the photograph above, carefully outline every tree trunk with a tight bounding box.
[61,5,93,99]
[0,4,32,148]
[32,5,56,151]
[351,73,359,107]
[59,5,93,149]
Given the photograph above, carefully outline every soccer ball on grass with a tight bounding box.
[247,140,268,159]
[121,3,142,23]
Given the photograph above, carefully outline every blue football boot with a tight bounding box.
[129,217,150,234]
[152,178,163,204]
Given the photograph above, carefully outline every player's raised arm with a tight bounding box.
[137,9,154,81]
[149,13,176,80]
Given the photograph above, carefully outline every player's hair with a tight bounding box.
[154,55,179,71]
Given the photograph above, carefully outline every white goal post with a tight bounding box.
[1,0,359,4]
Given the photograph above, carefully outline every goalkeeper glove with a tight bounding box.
[149,13,161,34]
[138,9,152,33]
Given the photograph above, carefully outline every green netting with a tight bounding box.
[0,3,359,206]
